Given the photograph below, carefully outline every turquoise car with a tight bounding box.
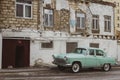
[52,48,117,73]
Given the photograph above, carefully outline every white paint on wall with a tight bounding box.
[56,0,69,10]
[1,30,118,67]
[44,0,51,4]
[30,34,117,65]
[89,3,114,35]
[117,45,120,61]
[0,1,117,68]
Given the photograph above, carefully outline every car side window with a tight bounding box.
[96,50,104,56]
[89,49,94,56]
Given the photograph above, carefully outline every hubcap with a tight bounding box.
[72,63,80,72]
[104,64,110,71]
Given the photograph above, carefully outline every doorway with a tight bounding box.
[15,45,25,67]
[2,39,30,68]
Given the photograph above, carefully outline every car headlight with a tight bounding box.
[64,56,68,61]
[52,55,55,59]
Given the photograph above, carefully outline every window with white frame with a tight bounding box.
[44,9,53,27]
[16,0,32,18]
[104,16,111,32]
[76,12,85,29]
[92,15,99,30]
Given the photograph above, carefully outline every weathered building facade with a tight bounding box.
[0,0,118,69]
[103,0,120,62]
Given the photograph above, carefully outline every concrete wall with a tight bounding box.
[2,29,118,66]
[117,44,120,61]
[30,32,117,65]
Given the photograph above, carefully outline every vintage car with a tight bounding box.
[52,48,117,73]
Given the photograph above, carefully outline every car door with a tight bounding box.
[95,50,106,67]
[84,49,97,68]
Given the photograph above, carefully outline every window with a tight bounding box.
[96,50,104,56]
[89,49,94,56]
[74,48,86,54]
[118,23,120,27]
[117,9,119,14]
[104,16,111,32]
[92,15,99,30]
[16,0,32,18]
[44,9,53,27]
[76,12,85,29]
[118,16,120,20]
[41,41,53,48]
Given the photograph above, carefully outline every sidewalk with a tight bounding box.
[0,64,120,73]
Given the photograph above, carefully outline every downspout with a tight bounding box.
[37,0,40,30]
[39,0,44,31]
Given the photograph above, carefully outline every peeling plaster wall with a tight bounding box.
[89,3,114,35]
[56,0,69,10]
[30,34,117,65]
[0,0,117,68]
[1,30,117,66]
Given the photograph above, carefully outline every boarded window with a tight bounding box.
[90,43,99,48]
[66,42,78,53]
[41,41,53,48]
[104,16,111,32]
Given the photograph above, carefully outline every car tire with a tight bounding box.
[102,63,111,72]
[58,65,65,71]
[71,62,81,73]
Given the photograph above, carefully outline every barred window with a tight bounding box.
[41,41,53,48]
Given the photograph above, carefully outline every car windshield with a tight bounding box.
[73,48,87,54]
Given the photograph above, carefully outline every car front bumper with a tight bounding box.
[52,59,72,67]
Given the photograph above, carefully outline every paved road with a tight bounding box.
[0,67,120,80]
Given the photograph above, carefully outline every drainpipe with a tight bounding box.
[39,0,44,31]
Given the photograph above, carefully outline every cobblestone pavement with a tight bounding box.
[0,67,120,80]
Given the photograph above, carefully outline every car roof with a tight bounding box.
[76,47,103,50]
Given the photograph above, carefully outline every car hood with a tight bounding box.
[53,53,84,59]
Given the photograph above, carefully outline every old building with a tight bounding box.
[0,0,117,69]
[103,0,120,62]
[103,0,120,38]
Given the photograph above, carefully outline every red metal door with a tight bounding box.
[2,39,30,68]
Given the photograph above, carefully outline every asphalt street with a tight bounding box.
[0,67,120,80]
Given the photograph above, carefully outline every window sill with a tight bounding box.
[40,48,53,50]
[104,31,111,32]
[92,29,100,33]
[16,16,33,19]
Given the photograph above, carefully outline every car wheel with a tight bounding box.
[71,62,80,73]
[102,63,111,71]
[58,65,65,71]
